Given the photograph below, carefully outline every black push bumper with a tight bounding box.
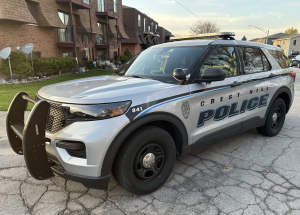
[6,92,110,189]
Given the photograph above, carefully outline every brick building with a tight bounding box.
[0,0,129,65]
[121,5,172,56]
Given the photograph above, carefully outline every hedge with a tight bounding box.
[33,57,77,76]
[0,51,33,78]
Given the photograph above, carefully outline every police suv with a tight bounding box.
[6,32,295,195]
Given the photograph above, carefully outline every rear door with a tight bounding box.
[238,46,278,131]
[187,45,245,146]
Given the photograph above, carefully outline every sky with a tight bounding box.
[122,0,300,40]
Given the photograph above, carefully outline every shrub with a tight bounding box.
[114,55,119,61]
[0,51,33,78]
[120,55,129,63]
[33,57,77,76]
[124,48,132,59]
[33,58,57,76]
[87,60,94,70]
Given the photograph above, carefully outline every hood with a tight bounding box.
[38,75,181,105]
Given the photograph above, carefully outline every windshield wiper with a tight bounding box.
[125,75,152,80]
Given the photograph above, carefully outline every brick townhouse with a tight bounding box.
[121,5,173,56]
[0,0,129,64]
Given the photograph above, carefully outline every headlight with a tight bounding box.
[62,101,131,121]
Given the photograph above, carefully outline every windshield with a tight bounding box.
[115,46,208,84]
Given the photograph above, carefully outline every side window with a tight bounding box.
[240,47,269,74]
[199,46,238,77]
[268,50,289,68]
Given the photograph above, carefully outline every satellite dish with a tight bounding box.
[0,47,11,60]
[22,43,34,54]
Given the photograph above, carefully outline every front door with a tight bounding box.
[187,46,245,145]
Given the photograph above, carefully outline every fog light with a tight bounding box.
[56,141,86,159]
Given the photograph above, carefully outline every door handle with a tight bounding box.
[231,81,242,88]
[269,73,276,78]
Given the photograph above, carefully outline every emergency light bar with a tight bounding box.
[170,32,235,42]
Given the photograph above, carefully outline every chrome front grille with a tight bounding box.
[36,95,72,133]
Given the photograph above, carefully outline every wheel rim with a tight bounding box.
[271,107,282,129]
[134,143,165,181]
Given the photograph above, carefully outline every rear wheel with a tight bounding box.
[112,125,176,195]
[257,98,286,137]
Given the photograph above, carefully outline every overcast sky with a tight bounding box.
[122,0,300,40]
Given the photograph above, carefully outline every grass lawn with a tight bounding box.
[0,69,114,111]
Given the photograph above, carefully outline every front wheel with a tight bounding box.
[257,98,286,137]
[112,125,176,195]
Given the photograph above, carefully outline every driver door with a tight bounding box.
[187,46,245,146]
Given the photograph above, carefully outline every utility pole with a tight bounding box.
[249,25,270,44]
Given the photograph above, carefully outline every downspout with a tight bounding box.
[288,38,292,56]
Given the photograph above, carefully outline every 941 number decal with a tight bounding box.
[132,107,143,113]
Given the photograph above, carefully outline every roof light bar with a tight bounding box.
[170,32,235,41]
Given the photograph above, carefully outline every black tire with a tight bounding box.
[112,125,176,195]
[257,98,286,137]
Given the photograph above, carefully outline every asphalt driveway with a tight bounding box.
[1,69,300,215]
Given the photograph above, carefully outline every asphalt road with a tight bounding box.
[1,68,300,215]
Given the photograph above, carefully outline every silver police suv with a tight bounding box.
[6,33,295,195]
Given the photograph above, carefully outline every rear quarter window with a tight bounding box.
[268,50,288,68]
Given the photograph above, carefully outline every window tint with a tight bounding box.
[239,47,270,73]
[268,50,289,68]
[199,46,238,77]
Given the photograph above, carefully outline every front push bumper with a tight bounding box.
[6,92,110,189]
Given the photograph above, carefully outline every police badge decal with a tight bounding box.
[181,101,190,119]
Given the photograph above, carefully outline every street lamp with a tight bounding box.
[249,25,269,44]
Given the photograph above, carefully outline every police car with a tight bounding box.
[6,32,295,195]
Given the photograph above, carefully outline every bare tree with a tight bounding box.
[190,20,220,34]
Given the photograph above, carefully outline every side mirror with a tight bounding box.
[194,68,226,83]
[173,68,186,81]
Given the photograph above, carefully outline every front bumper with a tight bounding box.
[6,92,115,189]
[48,153,110,189]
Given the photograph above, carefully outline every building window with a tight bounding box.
[151,22,154,32]
[58,12,70,25]
[113,0,118,13]
[62,52,74,58]
[97,51,106,61]
[98,0,105,12]
[28,52,41,60]
[26,1,36,20]
[155,24,158,33]
[97,23,105,44]
[138,14,141,26]
[58,12,72,42]
[144,18,147,32]
[113,51,118,58]
[283,40,285,45]
[293,40,297,46]
[148,26,150,32]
